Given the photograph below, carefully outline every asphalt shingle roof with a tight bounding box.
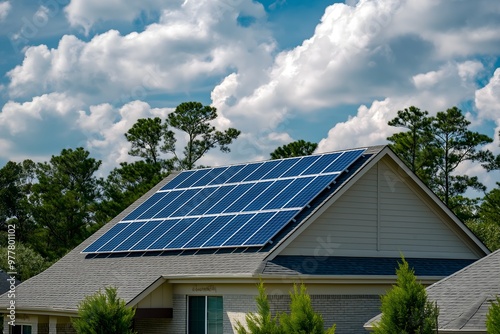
[365,249,500,332]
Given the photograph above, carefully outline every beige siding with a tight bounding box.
[280,159,478,259]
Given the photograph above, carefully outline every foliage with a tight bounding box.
[0,243,51,281]
[164,101,241,170]
[466,183,500,251]
[30,148,102,259]
[387,106,493,211]
[387,107,436,184]
[0,160,35,243]
[125,117,167,165]
[235,280,281,334]
[270,140,318,159]
[280,283,336,334]
[72,286,136,334]
[373,257,439,334]
[487,296,500,334]
[236,282,335,334]
[98,161,165,224]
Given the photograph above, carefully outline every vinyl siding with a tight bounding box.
[280,159,478,259]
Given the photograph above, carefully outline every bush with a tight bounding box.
[236,281,335,334]
[72,286,136,334]
[373,257,439,334]
[487,296,500,334]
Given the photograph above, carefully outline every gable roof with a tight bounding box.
[364,249,500,332]
[0,145,488,314]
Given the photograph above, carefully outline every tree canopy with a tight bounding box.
[270,140,318,159]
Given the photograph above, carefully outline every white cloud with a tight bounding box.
[8,0,274,106]
[476,68,500,122]
[0,1,11,22]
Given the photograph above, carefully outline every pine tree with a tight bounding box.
[487,296,500,334]
[279,284,336,334]
[235,280,281,334]
[72,286,136,334]
[373,257,439,334]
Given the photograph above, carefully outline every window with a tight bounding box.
[188,296,223,334]
[11,325,32,334]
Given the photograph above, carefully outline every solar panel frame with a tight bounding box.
[83,148,367,254]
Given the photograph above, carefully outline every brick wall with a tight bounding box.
[37,323,49,334]
[223,295,256,333]
[55,323,76,334]
[268,294,381,334]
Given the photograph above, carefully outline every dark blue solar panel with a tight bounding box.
[226,163,263,183]
[323,149,364,173]
[223,212,274,246]
[187,185,236,215]
[243,160,282,182]
[124,193,166,221]
[302,153,341,175]
[175,169,212,189]
[262,177,314,210]
[166,216,215,249]
[170,187,218,217]
[203,214,254,247]
[137,190,183,220]
[113,220,163,251]
[285,174,338,208]
[224,181,273,213]
[281,155,321,178]
[191,167,228,187]
[83,148,367,254]
[184,215,234,248]
[244,210,299,245]
[262,157,300,179]
[243,179,293,212]
[130,219,177,251]
[98,222,145,252]
[82,223,129,252]
[154,188,202,219]
[161,170,196,190]
[206,183,253,214]
[148,218,197,250]
[208,165,245,185]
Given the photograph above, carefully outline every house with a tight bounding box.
[365,248,500,333]
[0,145,489,334]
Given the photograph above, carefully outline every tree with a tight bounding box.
[466,183,500,251]
[0,243,51,281]
[487,296,500,334]
[125,117,166,165]
[270,140,318,159]
[98,161,165,224]
[0,160,36,243]
[387,106,493,212]
[164,101,241,170]
[373,257,439,334]
[235,280,281,334]
[387,107,436,184]
[431,107,493,207]
[279,284,336,334]
[72,286,135,334]
[30,148,102,259]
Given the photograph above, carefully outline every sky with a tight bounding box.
[0,0,499,190]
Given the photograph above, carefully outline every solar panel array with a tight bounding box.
[83,148,366,254]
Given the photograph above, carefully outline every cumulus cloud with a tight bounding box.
[8,0,274,105]
[0,1,10,22]
[476,68,500,122]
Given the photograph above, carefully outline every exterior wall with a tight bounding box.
[268,294,380,334]
[136,283,173,308]
[280,159,479,259]
[135,319,171,334]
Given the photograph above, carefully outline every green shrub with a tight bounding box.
[72,286,136,334]
[487,296,500,334]
[373,257,439,334]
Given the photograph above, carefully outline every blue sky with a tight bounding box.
[0,0,499,189]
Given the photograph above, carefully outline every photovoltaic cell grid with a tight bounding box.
[82,148,366,254]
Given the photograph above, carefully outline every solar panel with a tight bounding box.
[82,148,366,254]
